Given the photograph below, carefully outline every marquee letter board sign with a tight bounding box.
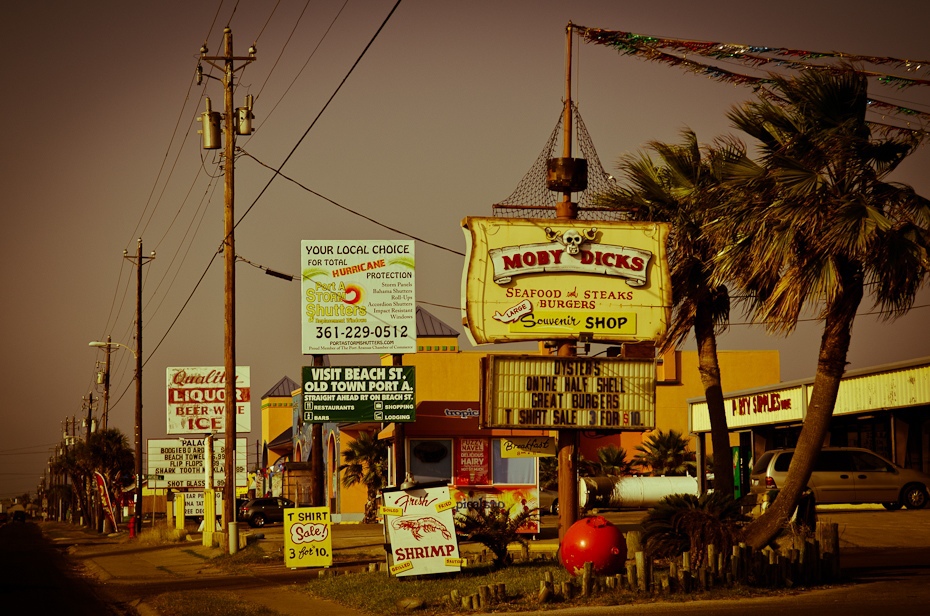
[481,355,655,430]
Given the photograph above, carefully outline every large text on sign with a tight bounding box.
[284,507,333,569]
[301,240,416,355]
[302,365,415,423]
[482,356,656,430]
[166,366,251,434]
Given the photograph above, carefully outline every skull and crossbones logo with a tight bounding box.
[545,227,598,255]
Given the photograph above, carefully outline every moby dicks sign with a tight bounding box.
[166,367,251,434]
[461,218,670,344]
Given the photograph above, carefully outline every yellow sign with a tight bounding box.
[461,218,670,345]
[390,560,414,575]
[482,355,656,430]
[284,507,333,569]
[379,505,403,517]
[500,436,557,458]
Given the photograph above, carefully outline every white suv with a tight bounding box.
[750,446,930,510]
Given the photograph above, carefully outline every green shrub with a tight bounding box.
[641,492,747,567]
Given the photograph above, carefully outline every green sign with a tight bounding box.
[301,365,415,423]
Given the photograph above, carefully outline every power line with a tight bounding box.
[145,0,405,362]
[239,150,463,256]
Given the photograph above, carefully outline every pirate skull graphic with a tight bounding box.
[545,226,598,255]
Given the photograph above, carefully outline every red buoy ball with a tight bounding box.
[560,515,627,576]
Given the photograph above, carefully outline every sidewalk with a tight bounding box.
[45,508,930,615]
[43,521,378,616]
[43,515,570,616]
[41,511,654,615]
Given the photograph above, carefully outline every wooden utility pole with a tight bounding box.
[392,353,406,485]
[101,335,111,430]
[124,238,153,538]
[221,25,238,544]
[199,28,255,551]
[310,355,325,506]
[556,22,580,540]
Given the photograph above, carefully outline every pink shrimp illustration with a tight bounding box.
[391,516,452,541]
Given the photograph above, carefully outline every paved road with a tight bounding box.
[9,505,930,615]
[0,520,129,615]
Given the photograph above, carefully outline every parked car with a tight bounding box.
[750,446,930,510]
[237,497,294,527]
[539,489,558,515]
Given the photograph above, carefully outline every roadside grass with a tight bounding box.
[211,542,280,573]
[302,560,805,615]
[304,560,572,614]
[137,526,190,545]
[149,590,286,616]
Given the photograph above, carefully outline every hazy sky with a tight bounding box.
[3,1,929,500]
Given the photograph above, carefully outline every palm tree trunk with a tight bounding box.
[695,305,735,499]
[742,276,862,549]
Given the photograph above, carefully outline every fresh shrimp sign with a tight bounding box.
[382,485,461,577]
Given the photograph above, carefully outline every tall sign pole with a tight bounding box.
[199,28,255,553]
[101,335,111,430]
[221,27,237,547]
[555,23,580,540]
[124,238,154,538]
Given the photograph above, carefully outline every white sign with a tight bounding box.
[482,355,656,430]
[147,437,247,489]
[383,485,461,577]
[301,240,416,355]
[166,366,251,434]
[181,491,223,517]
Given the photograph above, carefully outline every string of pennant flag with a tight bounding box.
[575,26,930,126]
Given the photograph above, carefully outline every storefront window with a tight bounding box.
[409,439,452,483]
[491,439,536,484]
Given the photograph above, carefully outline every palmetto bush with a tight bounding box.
[641,492,747,568]
[454,503,538,568]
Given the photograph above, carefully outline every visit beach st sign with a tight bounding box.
[461,218,670,344]
[301,240,416,355]
[301,365,415,423]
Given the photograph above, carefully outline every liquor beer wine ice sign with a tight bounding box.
[166,367,251,434]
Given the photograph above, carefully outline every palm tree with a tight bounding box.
[338,430,389,523]
[641,492,747,568]
[49,443,89,524]
[633,429,696,476]
[715,68,930,548]
[453,502,538,568]
[591,444,634,476]
[595,131,746,498]
[86,429,135,528]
